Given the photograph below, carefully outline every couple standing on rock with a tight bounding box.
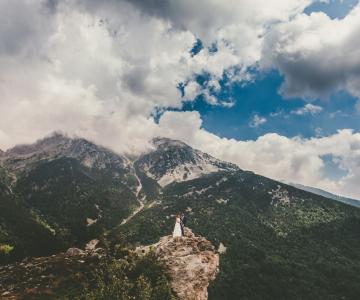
[172,213,187,238]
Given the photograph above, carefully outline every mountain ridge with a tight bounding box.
[1,133,360,299]
[285,182,360,208]
[3,133,359,204]
[2,133,131,173]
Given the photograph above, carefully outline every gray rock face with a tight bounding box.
[2,133,130,172]
[0,132,139,191]
[136,137,239,187]
[137,228,219,300]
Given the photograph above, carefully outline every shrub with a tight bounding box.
[80,252,177,300]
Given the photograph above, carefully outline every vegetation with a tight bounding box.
[81,252,176,300]
[113,171,360,300]
[0,242,176,299]
[0,244,14,254]
[0,192,63,264]
[0,243,14,264]
[2,137,360,299]
[0,157,139,263]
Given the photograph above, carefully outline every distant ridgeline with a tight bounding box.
[1,133,360,299]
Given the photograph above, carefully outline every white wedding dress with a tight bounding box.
[172,217,182,237]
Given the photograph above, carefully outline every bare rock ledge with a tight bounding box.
[136,229,219,300]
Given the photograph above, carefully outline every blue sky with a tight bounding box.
[172,0,360,142]
[305,0,358,19]
[178,70,360,141]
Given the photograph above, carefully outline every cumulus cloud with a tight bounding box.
[262,2,360,103]
[0,0,314,150]
[0,0,193,151]
[125,0,311,47]
[291,103,323,115]
[249,114,267,128]
[0,0,55,56]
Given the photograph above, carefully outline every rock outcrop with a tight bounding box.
[137,229,219,300]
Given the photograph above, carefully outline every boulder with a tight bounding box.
[85,239,99,251]
[65,248,85,257]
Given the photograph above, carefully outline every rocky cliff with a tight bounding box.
[137,228,219,300]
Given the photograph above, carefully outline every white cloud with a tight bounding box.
[183,78,234,106]
[249,114,267,128]
[0,0,314,151]
[126,0,311,48]
[158,111,360,199]
[0,0,193,152]
[315,127,324,137]
[269,110,284,117]
[262,2,360,105]
[291,103,323,115]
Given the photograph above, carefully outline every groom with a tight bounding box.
[180,213,187,236]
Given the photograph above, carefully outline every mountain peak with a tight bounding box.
[137,137,239,187]
[5,132,71,157]
[1,132,132,176]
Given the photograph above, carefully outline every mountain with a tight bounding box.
[1,133,137,189]
[0,181,62,264]
[115,170,360,299]
[288,182,360,208]
[136,137,239,187]
[112,138,360,300]
[0,133,141,262]
[1,135,360,299]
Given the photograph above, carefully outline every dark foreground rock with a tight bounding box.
[0,246,102,299]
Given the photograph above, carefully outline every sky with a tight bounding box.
[1,0,360,199]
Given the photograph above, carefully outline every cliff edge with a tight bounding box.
[137,229,219,300]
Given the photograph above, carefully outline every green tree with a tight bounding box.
[135,275,153,300]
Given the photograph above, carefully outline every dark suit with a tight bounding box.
[180,215,186,235]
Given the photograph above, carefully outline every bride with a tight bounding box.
[172,214,182,238]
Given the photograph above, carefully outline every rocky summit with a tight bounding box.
[136,137,239,187]
[137,228,219,300]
